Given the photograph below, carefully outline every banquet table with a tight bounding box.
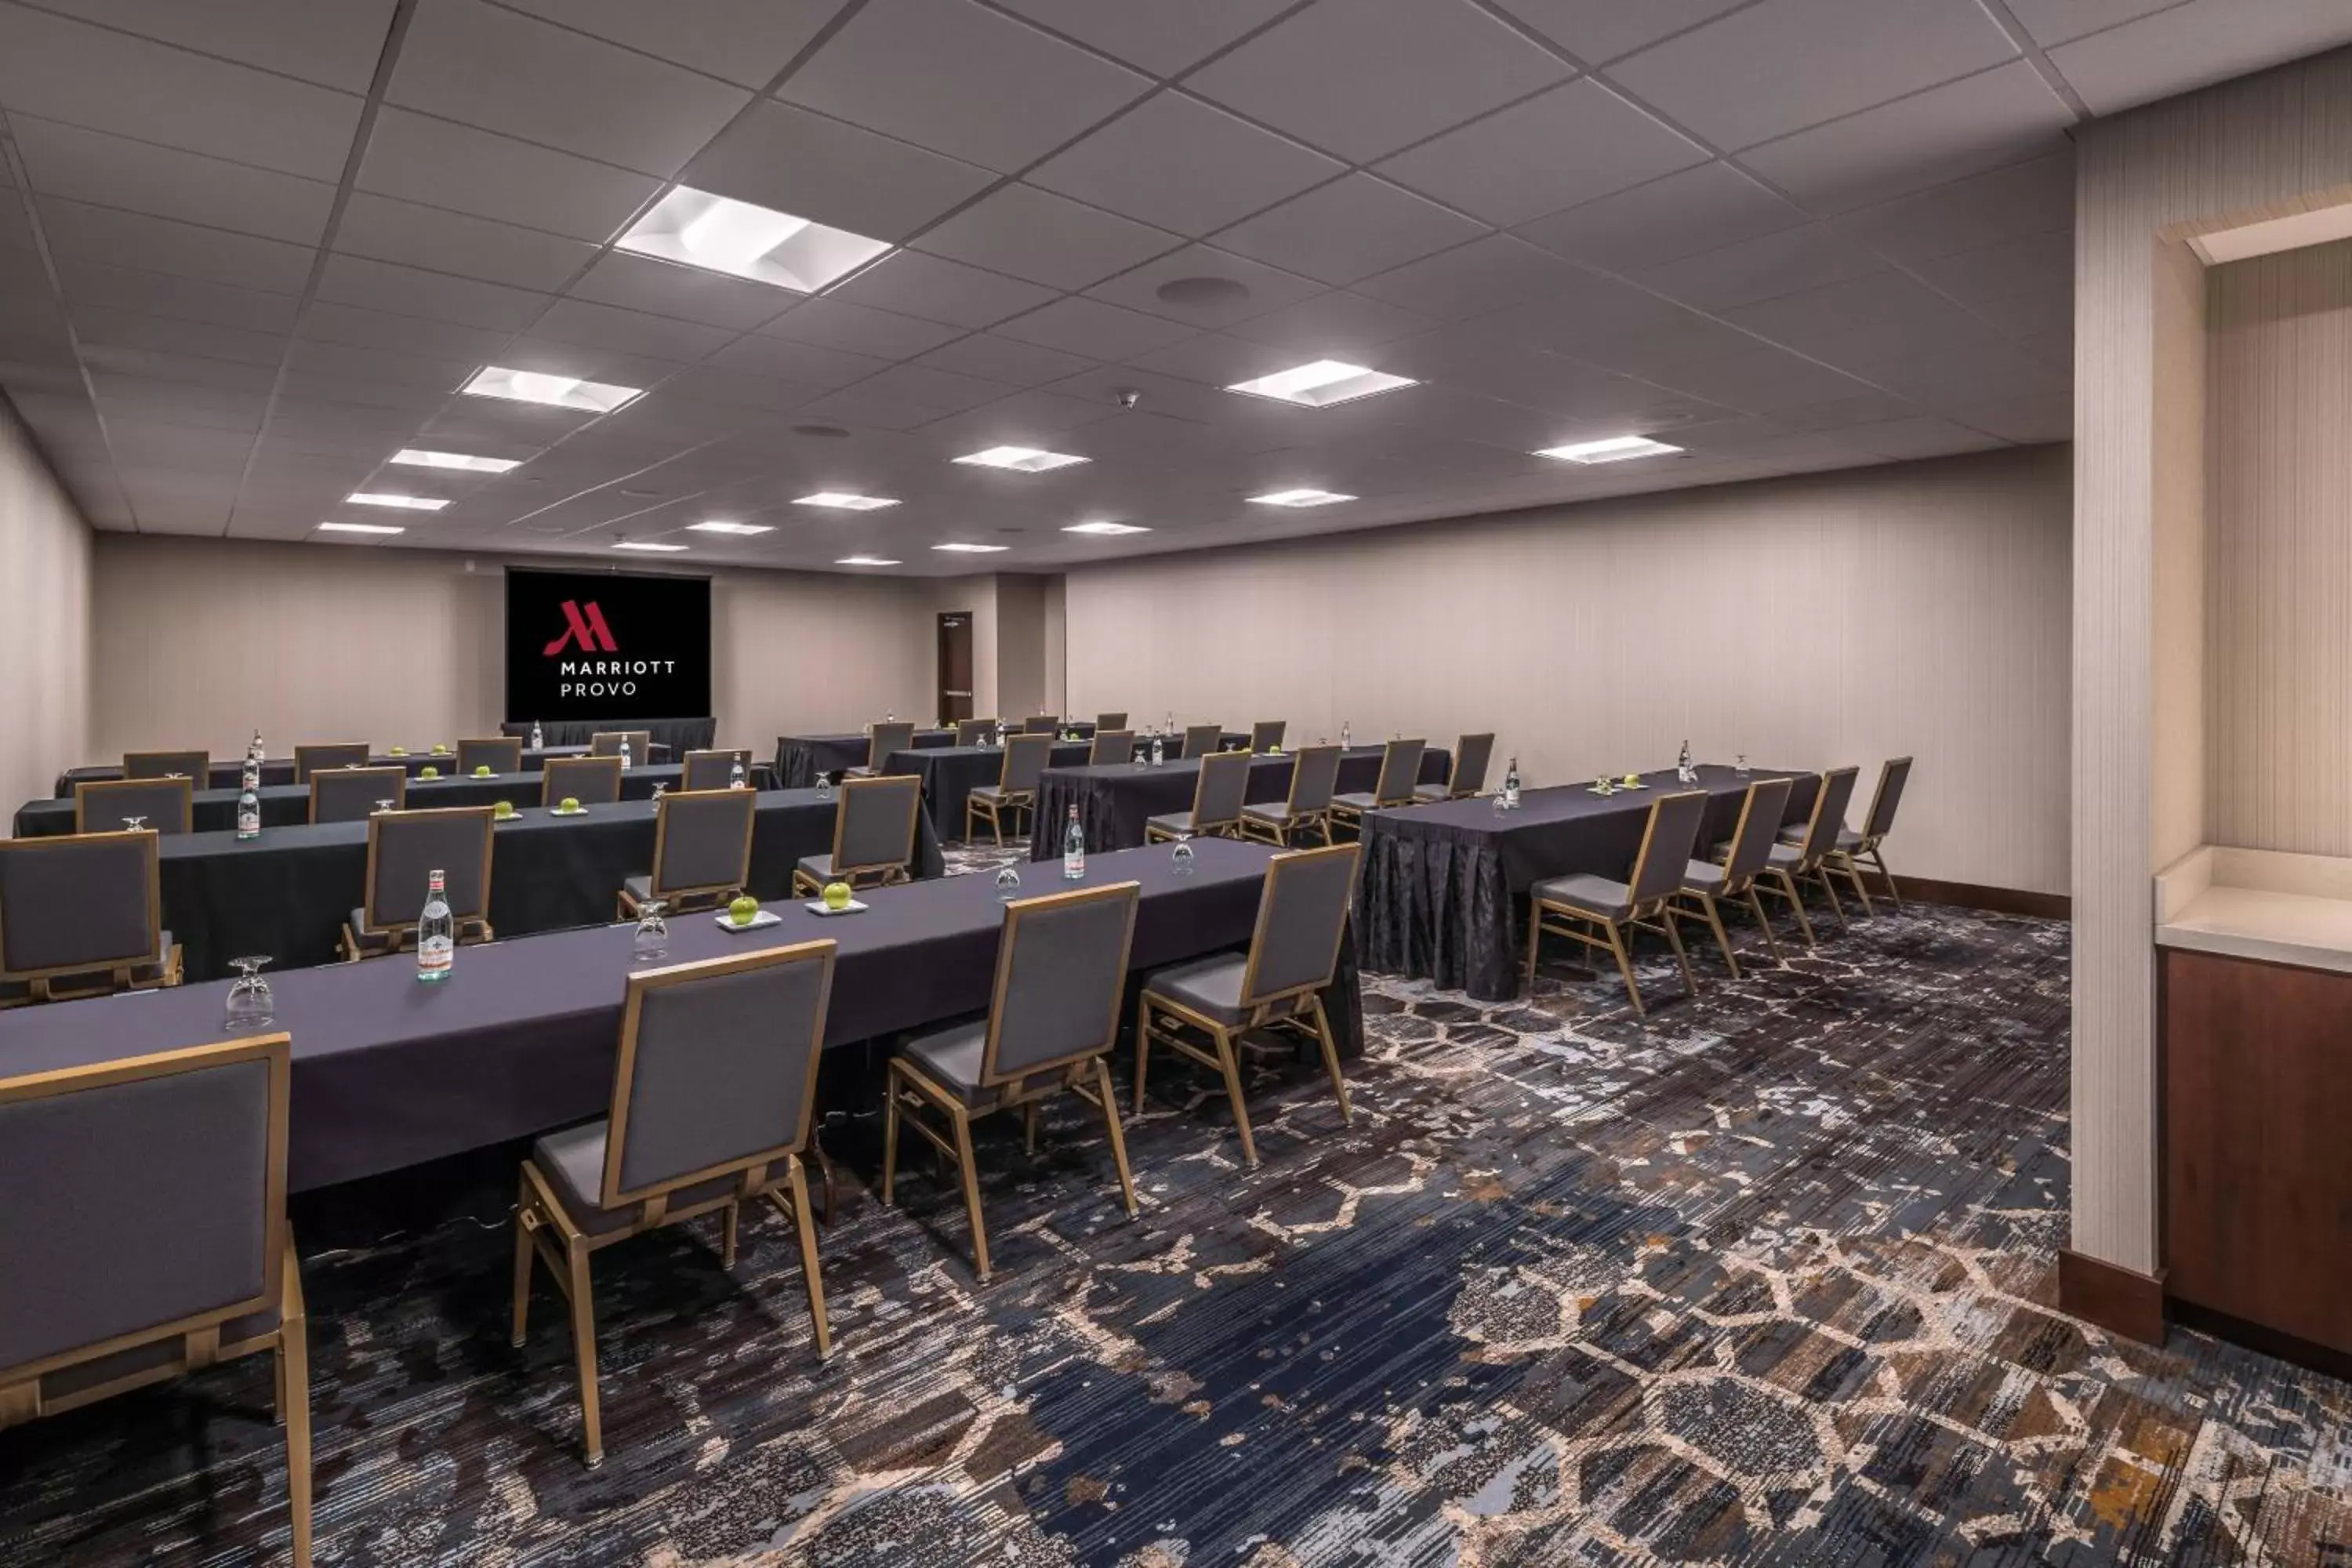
[503,717,715,754]
[774,723,1110,789]
[886,741,1097,839]
[1026,745,1454,861]
[50,744,668,797]
[145,787,942,983]
[1355,764,1818,1002]
[17,762,775,838]
[0,837,1356,1192]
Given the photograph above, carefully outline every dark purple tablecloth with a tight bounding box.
[502,717,714,753]
[0,837,1356,1191]
[49,745,669,798]
[1356,764,1818,1001]
[775,729,957,788]
[887,742,1098,840]
[1026,746,1454,861]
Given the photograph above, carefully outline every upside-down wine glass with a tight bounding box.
[225,956,274,1029]
[632,898,669,962]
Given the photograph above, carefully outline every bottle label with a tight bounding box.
[417,940,452,978]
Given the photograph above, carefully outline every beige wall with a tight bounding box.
[89,535,945,763]
[0,397,90,828]
[2205,236,2352,852]
[1065,445,2073,895]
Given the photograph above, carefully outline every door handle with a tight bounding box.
[943,689,971,697]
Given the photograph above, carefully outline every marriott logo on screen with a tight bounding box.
[543,600,674,697]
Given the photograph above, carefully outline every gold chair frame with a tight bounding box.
[1088,730,1136,766]
[1523,791,1704,1018]
[307,764,407,825]
[848,721,916,779]
[590,730,652,760]
[617,788,757,918]
[794,774,923,896]
[1671,779,1793,980]
[122,748,209,782]
[74,775,194,835]
[1759,765,1864,949]
[339,805,497,961]
[1144,748,1253,843]
[1239,745,1339,848]
[543,754,625,807]
[956,717,998,746]
[1327,737,1427,839]
[963,732,1055,848]
[457,736,524,775]
[1848,757,1912,910]
[883,883,1141,1283]
[292,742,371,783]
[680,748,751,792]
[0,829,183,1007]
[512,942,837,1467]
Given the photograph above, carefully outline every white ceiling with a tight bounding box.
[0,0,2345,575]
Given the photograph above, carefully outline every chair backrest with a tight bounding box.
[1863,757,1913,840]
[122,750,207,782]
[601,942,837,1205]
[310,765,407,825]
[830,774,922,877]
[1286,745,1344,815]
[649,788,757,899]
[543,755,623,805]
[999,731,1056,793]
[956,717,995,746]
[590,730,652,759]
[1095,712,1127,731]
[681,749,748,791]
[1795,767,1861,863]
[0,1034,289,1389]
[1719,776,1796,888]
[865,721,916,768]
[1450,733,1497,795]
[74,777,192,835]
[1250,720,1286,753]
[1628,790,1711,906]
[1181,724,1224,760]
[1090,729,1135,766]
[456,737,523,776]
[1190,748,1253,828]
[0,832,162,983]
[292,742,370,782]
[981,881,1141,1084]
[361,807,494,931]
[1242,842,1362,1006]
[1021,714,1060,735]
[1372,738,1426,805]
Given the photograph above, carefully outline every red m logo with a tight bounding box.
[543,600,617,656]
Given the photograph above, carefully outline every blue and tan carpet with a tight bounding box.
[2,893,2347,1566]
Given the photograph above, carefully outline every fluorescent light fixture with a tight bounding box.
[347,492,448,511]
[837,555,902,567]
[1249,488,1355,508]
[616,185,891,292]
[1225,359,1416,408]
[462,366,641,412]
[612,540,688,554]
[687,521,773,536]
[794,492,899,511]
[1064,521,1149,535]
[1536,435,1685,464]
[390,448,519,474]
[316,521,402,536]
[953,445,1087,473]
[933,542,1009,554]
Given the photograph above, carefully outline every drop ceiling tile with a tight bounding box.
[758,297,966,358]
[1122,332,1302,387]
[332,192,597,293]
[273,370,449,414]
[1605,0,2020,151]
[8,115,336,245]
[1910,229,2074,318]
[1048,364,1261,426]
[1635,222,1890,311]
[1377,80,1711,229]
[93,385,267,437]
[1638,342,1885,412]
[1564,310,1774,379]
[1458,268,1693,354]
[1722,270,1995,374]
[314,252,552,332]
[298,301,517,363]
[358,110,664,244]
[2045,1,2352,116]
[1515,162,1809,269]
[567,252,799,330]
[915,333,1100,386]
[1948,389,2071,444]
[644,365,822,414]
[1774,390,1922,430]
[59,260,301,334]
[530,298,735,361]
[1084,244,1325,328]
[284,338,477,393]
[1222,290,1443,354]
[827,250,1058,329]
[994,295,1200,358]
[1483,0,1752,65]
[1188,0,1571,163]
[1028,92,1345,237]
[29,0,399,91]
[0,5,365,181]
[1830,151,2075,263]
[990,0,1294,74]
[789,386,953,432]
[1211,174,1487,286]
[78,345,282,393]
[2002,0,2177,49]
[35,198,318,293]
[779,0,1152,173]
[1353,234,1589,321]
[679,100,996,245]
[913,184,1179,291]
[1834,416,2005,459]
[497,0,849,87]
[853,363,1010,413]
[708,332,893,387]
[70,306,289,365]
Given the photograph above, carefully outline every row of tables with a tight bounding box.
[52,743,672,797]
[1024,745,1455,859]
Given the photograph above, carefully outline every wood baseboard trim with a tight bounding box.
[1859,873,2070,920]
[2166,1298,2352,1383]
[2059,1248,2167,1343]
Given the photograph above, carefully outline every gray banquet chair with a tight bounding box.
[310,764,407,825]
[1676,775,1795,978]
[965,731,1055,847]
[794,774,923,895]
[1249,720,1286,753]
[513,941,838,1467]
[1786,756,1914,911]
[1328,737,1426,838]
[1240,744,1343,848]
[292,742,370,782]
[1089,729,1136,766]
[122,748,208,782]
[458,736,524,776]
[956,717,997,746]
[1021,714,1061,735]
[74,775,193,835]
[846,720,916,779]
[1095,711,1127,731]
[884,880,1141,1282]
[0,1033,311,1564]
[1524,789,1710,1017]
[1417,732,1496,802]
[1754,766,1862,947]
[618,787,757,918]
[1145,748,1253,842]
[340,805,496,960]
[1178,723,1225,760]
[0,830,181,1007]
[1135,841,1361,1167]
[590,730,652,761]
[543,755,623,806]
[681,748,750,791]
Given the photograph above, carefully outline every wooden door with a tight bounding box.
[937,612,974,723]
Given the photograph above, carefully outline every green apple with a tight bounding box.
[1622,772,1641,786]
[728,894,760,925]
[389,746,407,757]
[431,743,449,755]
[822,880,853,911]
[493,800,515,818]
[419,765,439,779]
[473,764,492,777]
[559,796,580,813]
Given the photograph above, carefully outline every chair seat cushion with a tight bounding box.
[1530,872,1632,920]
[797,854,837,881]
[1412,782,1450,801]
[1146,811,1198,835]
[1142,953,1250,1025]
[969,784,1025,804]
[1764,842,1804,869]
[622,873,652,902]
[1780,824,1863,852]
[533,1120,736,1236]
[1330,792,1377,812]
[1682,861,1726,893]
[899,1019,1009,1109]
[1242,802,1293,823]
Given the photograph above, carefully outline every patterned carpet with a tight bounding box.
[3,878,2349,1566]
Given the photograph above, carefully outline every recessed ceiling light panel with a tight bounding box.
[1536,435,1685,464]
[794,492,899,510]
[347,492,448,511]
[316,521,402,536]
[933,542,1010,554]
[463,366,641,412]
[953,445,1087,473]
[687,521,773,535]
[390,448,519,473]
[837,555,902,567]
[1248,488,1355,508]
[617,185,891,292]
[612,540,688,554]
[1064,521,1149,535]
[1225,359,1416,408]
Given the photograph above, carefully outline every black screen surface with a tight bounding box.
[504,568,711,722]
